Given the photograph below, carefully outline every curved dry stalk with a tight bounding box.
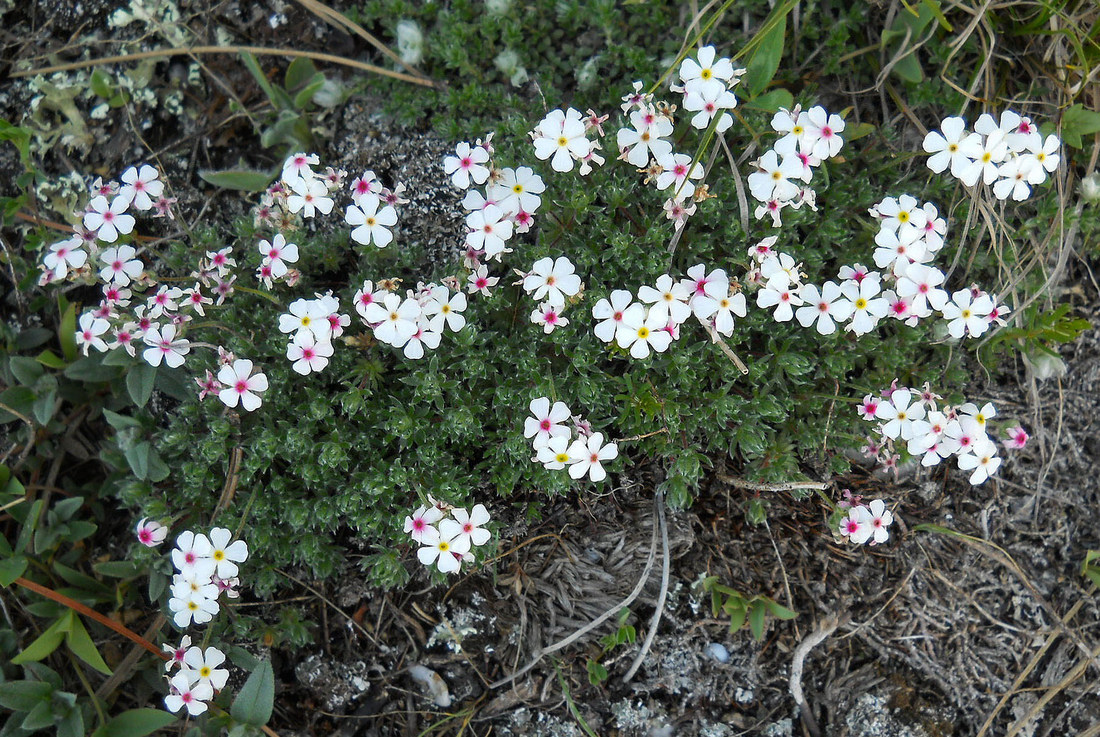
[12,45,439,88]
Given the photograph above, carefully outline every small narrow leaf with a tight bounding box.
[66,615,113,675]
[126,363,157,408]
[91,709,178,737]
[11,614,70,665]
[748,601,767,641]
[199,168,274,192]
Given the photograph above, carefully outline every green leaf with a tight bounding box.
[0,680,52,712]
[0,386,35,423]
[293,75,326,109]
[744,15,786,96]
[13,499,43,554]
[56,708,83,737]
[1061,104,1100,148]
[20,701,54,730]
[59,300,77,363]
[90,69,114,99]
[285,57,319,92]
[586,659,608,685]
[103,409,142,431]
[882,0,939,83]
[35,350,67,370]
[1085,568,1100,589]
[748,601,766,640]
[743,88,793,113]
[93,560,142,578]
[91,709,178,737]
[9,357,44,385]
[199,168,274,192]
[65,615,112,675]
[231,659,275,726]
[765,599,797,620]
[0,119,32,167]
[0,556,27,587]
[727,603,747,634]
[10,614,70,665]
[63,355,121,382]
[124,442,152,480]
[126,363,157,408]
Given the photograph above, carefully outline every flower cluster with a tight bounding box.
[133,522,246,716]
[837,494,895,546]
[520,256,582,333]
[857,381,1025,485]
[354,279,468,359]
[524,397,619,482]
[41,165,270,412]
[591,264,747,355]
[748,104,846,225]
[162,640,229,716]
[278,294,347,374]
[166,527,247,628]
[404,499,492,574]
[449,135,546,264]
[922,111,1060,201]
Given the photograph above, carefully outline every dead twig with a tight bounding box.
[622,492,669,682]
[789,613,845,737]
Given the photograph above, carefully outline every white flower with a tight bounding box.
[872,228,926,273]
[532,108,591,172]
[287,332,334,375]
[992,156,1041,201]
[278,298,332,341]
[591,289,634,343]
[404,505,443,544]
[135,517,168,547]
[958,129,1008,186]
[451,504,492,547]
[76,312,110,355]
[84,195,136,243]
[874,388,926,440]
[217,359,268,411]
[43,236,87,279]
[655,152,705,201]
[531,302,568,333]
[418,519,471,573]
[566,432,618,482]
[142,324,190,368]
[525,397,572,448]
[422,286,467,333]
[182,646,230,690]
[164,671,213,715]
[712,290,747,336]
[839,506,872,545]
[802,106,845,159]
[841,278,889,335]
[872,194,927,235]
[286,175,335,218]
[522,256,582,307]
[118,164,164,211]
[957,438,1001,485]
[489,166,546,215]
[678,45,737,93]
[922,117,983,177]
[444,142,491,189]
[683,84,737,132]
[748,149,803,203]
[638,274,691,324]
[402,322,442,360]
[258,234,299,279]
[756,281,802,322]
[615,304,673,358]
[282,152,319,184]
[465,205,514,258]
[895,262,948,314]
[863,500,894,544]
[364,292,420,347]
[616,108,674,167]
[795,282,853,335]
[941,289,994,338]
[346,195,398,248]
[466,266,499,296]
[536,435,572,470]
[98,245,143,285]
[206,527,248,580]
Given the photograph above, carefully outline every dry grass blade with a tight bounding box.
[11,45,437,88]
[292,0,439,87]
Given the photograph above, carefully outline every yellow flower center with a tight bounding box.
[301,316,311,326]
[855,298,868,309]
[513,184,524,193]
[948,143,958,152]
[701,69,713,80]
[897,212,909,223]
[961,309,972,319]
[897,411,907,420]
[976,414,986,424]
[637,327,651,339]
[1037,152,1046,162]
[441,304,451,314]
[366,217,376,226]
[771,171,782,180]
[213,550,224,561]
[557,136,568,147]
[981,152,992,163]
[555,452,569,463]
[188,601,198,611]
[792,125,803,136]
[438,541,450,552]
[200,667,211,678]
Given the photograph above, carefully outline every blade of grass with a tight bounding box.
[11,45,437,88]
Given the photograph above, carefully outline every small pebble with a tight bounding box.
[705,642,730,663]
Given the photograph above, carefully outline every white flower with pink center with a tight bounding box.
[165,672,213,716]
[350,170,383,203]
[84,195,136,243]
[282,152,319,183]
[839,506,873,545]
[655,152,705,200]
[163,635,191,672]
[43,235,87,279]
[466,266,499,296]
[98,245,143,285]
[286,176,335,218]
[1003,426,1029,450]
[216,359,268,412]
[146,285,182,319]
[443,141,491,189]
[142,324,190,368]
[522,256,582,307]
[531,302,568,333]
[680,264,729,320]
[566,432,619,483]
[354,280,387,319]
[135,517,168,547]
[451,504,491,547]
[76,312,110,355]
[171,531,215,579]
[418,519,471,573]
[118,164,164,211]
[404,505,443,544]
[465,205,514,259]
[287,332,334,375]
[258,233,299,278]
[591,289,634,344]
[524,397,572,449]
[803,105,845,159]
